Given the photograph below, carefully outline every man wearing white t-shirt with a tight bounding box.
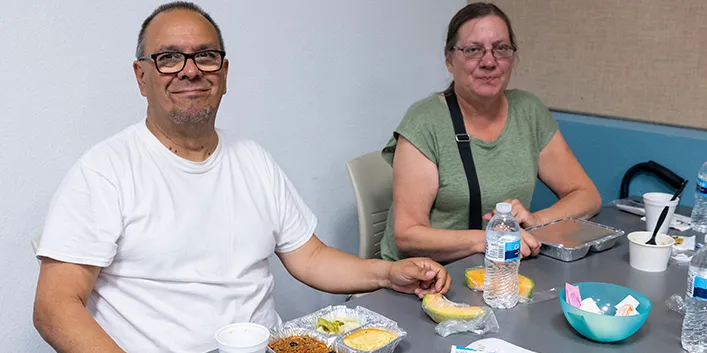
[32,2,451,353]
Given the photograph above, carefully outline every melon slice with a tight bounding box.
[422,294,486,323]
[465,267,535,298]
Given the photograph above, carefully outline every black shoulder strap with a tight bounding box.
[444,90,483,230]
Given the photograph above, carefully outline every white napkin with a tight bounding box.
[463,338,537,353]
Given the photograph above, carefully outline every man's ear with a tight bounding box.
[222,59,229,95]
[133,60,148,97]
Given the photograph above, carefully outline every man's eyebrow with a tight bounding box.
[194,43,220,52]
[154,45,181,53]
[153,43,220,53]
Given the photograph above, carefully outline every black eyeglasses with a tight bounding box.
[138,50,226,74]
[452,45,516,60]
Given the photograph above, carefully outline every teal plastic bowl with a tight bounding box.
[559,282,651,343]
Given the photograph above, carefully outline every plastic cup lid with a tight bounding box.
[215,323,270,349]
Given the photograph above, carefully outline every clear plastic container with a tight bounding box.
[483,202,521,309]
[681,246,707,352]
[690,161,707,233]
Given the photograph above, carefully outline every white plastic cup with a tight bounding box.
[643,192,679,235]
[627,231,675,272]
[215,323,270,353]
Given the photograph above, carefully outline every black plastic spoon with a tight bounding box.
[646,180,688,245]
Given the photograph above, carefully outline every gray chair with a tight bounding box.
[31,234,42,265]
[31,234,41,256]
[346,151,393,260]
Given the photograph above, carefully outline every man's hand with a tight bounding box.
[385,257,452,298]
[483,198,543,228]
[279,236,453,297]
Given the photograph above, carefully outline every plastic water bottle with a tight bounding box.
[681,246,707,352]
[690,162,707,233]
[483,202,521,309]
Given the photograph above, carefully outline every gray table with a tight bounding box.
[346,206,702,353]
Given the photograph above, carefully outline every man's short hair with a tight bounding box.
[136,1,225,58]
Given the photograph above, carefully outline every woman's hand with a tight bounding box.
[519,229,542,258]
[483,199,542,258]
[483,198,543,228]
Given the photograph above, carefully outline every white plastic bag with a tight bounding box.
[666,293,686,315]
[422,294,500,337]
[434,313,500,337]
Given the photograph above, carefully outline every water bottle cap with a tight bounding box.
[496,202,512,214]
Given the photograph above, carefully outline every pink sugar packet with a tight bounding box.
[566,283,582,308]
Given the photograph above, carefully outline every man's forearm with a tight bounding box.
[34,300,124,353]
[294,244,393,294]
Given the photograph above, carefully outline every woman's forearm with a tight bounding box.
[532,187,602,225]
[394,226,485,263]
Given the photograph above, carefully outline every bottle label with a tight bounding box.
[697,178,707,196]
[486,238,521,262]
[688,273,707,301]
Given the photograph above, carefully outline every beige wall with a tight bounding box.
[468,1,707,129]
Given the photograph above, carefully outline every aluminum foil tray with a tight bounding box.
[526,217,624,262]
[266,327,343,353]
[268,305,406,353]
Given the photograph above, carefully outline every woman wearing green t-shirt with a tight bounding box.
[380,3,601,263]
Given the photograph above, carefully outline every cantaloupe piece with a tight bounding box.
[465,267,534,298]
[422,294,487,323]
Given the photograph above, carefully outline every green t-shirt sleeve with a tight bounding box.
[526,91,559,154]
[382,97,441,166]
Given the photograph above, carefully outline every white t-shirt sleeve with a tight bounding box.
[253,144,317,253]
[37,161,123,267]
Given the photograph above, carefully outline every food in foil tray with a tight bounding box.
[316,317,360,334]
[342,328,397,351]
[272,306,406,352]
[268,336,337,353]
